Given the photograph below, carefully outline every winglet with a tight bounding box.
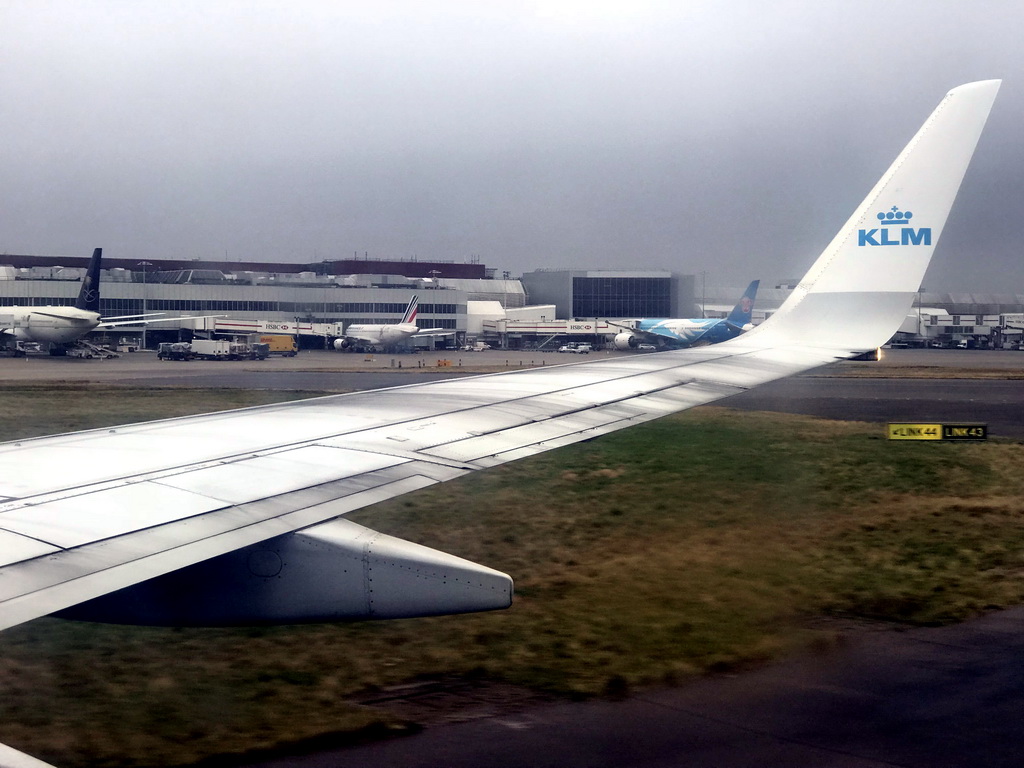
[73,247,102,313]
[753,80,1000,352]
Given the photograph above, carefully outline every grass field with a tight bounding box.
[2,386,1024,767]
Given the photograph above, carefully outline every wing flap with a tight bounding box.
[424,410,636,463]
[0,529,61,566]
[154,445,409,504]
[0,483,228,548]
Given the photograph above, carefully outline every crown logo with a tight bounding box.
[876,205,914,223]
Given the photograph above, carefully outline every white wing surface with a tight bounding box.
[0,81,1000,634]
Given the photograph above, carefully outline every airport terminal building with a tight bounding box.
[0,253,515,349]
[2,252,1022,350]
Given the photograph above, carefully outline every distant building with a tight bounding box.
[520,269,697,319]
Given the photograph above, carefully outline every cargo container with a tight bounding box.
[190,339,233,359]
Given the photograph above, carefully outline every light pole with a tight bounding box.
[138,261,152,350]
[917,285,923,338]
[700,271,707,318]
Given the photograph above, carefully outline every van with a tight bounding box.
[558,343,592,354]
[254,334,298,356]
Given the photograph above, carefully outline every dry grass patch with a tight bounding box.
[0,383,322,442]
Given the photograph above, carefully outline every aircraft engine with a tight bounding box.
[613,331,641,350]
[332,338,350,350]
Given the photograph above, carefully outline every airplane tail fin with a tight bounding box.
[402,295,419,325]
[751,80,1000,353]
[725,280,759,327]
[74,248,102,313]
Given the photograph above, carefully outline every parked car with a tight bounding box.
[558,343,591,353]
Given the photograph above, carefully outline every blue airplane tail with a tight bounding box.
[74,248,102,313]
[725,280,759,328]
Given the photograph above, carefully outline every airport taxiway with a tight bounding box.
[248,606,1024,768]
[6,347,1024,437]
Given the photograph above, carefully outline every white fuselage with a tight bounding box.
[0,306,101,344]
[343,322,420,346]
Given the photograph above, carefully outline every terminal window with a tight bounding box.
[572,277,672,318]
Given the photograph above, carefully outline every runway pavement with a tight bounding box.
[250,607,1024,768]
[726,377,1024,439]
[7,347,1020,437]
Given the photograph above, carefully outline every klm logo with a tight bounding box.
[858,206,931,247]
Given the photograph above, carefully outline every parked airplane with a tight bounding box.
[0,80,1001,768]
[0,248,189,354]
[333,294,450,351]
[611,280,760,350]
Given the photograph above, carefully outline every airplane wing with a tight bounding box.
[0,742,58,768]
[99,313,167,321]
[0,81,1000,638]
[96,314,222,329]
[414,327,457,336]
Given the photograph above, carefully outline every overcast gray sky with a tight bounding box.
[1,0,1020,291]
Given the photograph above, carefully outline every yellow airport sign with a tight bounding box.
[888,423,987,441]
[889,423,942,440]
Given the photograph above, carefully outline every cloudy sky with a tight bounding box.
[1,0,1020,291]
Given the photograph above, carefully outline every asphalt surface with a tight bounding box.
[129,349,1024,440]
[8,347,1022,438]
[251,607,1024,768]
[726,377,1024,439]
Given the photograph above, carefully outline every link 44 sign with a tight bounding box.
[888,423,987,441]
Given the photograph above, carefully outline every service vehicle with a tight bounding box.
[157,342,194,361]
[558,343,592,354]
[249,334,298,356]
[190,339,233,360]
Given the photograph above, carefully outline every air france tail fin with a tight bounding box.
[751,81,1000,353]
[74,248,102,313]
[725,280,759,327]
[402,295,419,325]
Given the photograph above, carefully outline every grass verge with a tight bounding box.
[2,388,1024,766]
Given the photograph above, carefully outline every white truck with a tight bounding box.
[190,339,233,360]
